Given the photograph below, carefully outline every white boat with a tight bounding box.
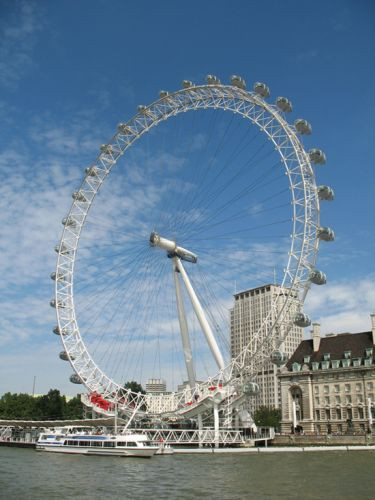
[36,428,159,458]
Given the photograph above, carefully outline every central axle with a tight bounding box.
[149,231,198,263]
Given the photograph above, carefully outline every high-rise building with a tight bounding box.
[230,284,302,410]
[145,378,167,394]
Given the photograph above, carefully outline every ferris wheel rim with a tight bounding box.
[53,81,320,410]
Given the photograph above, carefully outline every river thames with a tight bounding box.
[0,447,374,499]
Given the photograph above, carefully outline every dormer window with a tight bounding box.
[365,348,373,358]
[344,351,351,359]
[353,358,361,367]
[292,362,301,372]
[323,353,330,361]
[321,360,330,370]
[342,358,351,368]
[311,362,319,371]
[331,359,340,369]
[304,355,311,364]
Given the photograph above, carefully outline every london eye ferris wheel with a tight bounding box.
[51,74,334,421]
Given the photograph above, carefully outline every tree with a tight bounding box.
[123,381,145,394]
[253,406,281,430]
[35,389,65,420]
[63,395,83,420]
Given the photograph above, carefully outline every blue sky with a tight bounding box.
[0,0,374,396]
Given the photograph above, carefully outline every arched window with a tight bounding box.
[290,386,303,421]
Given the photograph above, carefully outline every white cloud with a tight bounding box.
[305,275,375,335]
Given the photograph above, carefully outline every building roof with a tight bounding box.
[286,331,373,369]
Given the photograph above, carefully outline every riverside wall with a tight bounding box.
[272,434,375,446]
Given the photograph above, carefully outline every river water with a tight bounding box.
[1,447,374,499]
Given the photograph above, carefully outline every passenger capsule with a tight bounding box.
[276,97,292,113]
[206,75,220,85]
[295,119,312,135]
[50,272,56,281]
[137,105,147,114]
[243,382,260,396]
[309,269,327,285]
[100,144,113,154]
[253,82,270,98]
[72,191,87,203]
[182,80,194,89]
[50,299,56,308]
[53,325,68,336]
[270,350,288,366]
[159,90,169,98]
[117,123,133,135]
[230,75,246,89]
[54,243,69,255]
[70,373,83,384]
[62,217,76,227]
[294,312,311,328]
[317,226,335,241]
[59,351,69,361]
[309,148,326,165]
[85,166,99,177]
[317,185,334,201]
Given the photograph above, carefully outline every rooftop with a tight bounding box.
[286,331,374,370]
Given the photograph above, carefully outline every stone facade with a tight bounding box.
[279,316,375,435]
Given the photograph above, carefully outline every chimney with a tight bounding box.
[312,322,321,352]
[371,313,375,345]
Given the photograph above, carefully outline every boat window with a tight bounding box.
[127,442,137,447]
[103,442,115,448]
[91,441,102,447]
[79,441,88,446]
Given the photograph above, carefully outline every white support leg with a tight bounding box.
[214,402,220,448]
[198,413,203,448]
[172,257,196,390]
[175,258,225,371]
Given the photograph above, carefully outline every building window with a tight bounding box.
[336,409,342,420]
[314,386,319,394]
[292,363,301,372]
[367,382,373,391]
[353,358,361,367]
[304,355,311,364]
[312,362,319,371]
[335,396,341,404]
[325,396,330,405]
[345,384,351,393]
[323,353,331,361]
[321,361,330,370]
[358,407,364,419]
[324,385,329,394]
[344,351,351,359]
[356,383,362,392]
[365,348,373,358]
[346,395,352,404]
[331,360,340,369]
[315,397,320,405]
[338,424,343,433]
[357,395,363,404]
[325,409,331,420]
[334,384,340,393]
[315,410,320,420]
[342,359,351,368]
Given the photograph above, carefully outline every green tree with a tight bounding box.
[35,389,65,420]
[63,395,83,420]
[123,381,145,394]
[253,406,281,429]
[0,392,37,419]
